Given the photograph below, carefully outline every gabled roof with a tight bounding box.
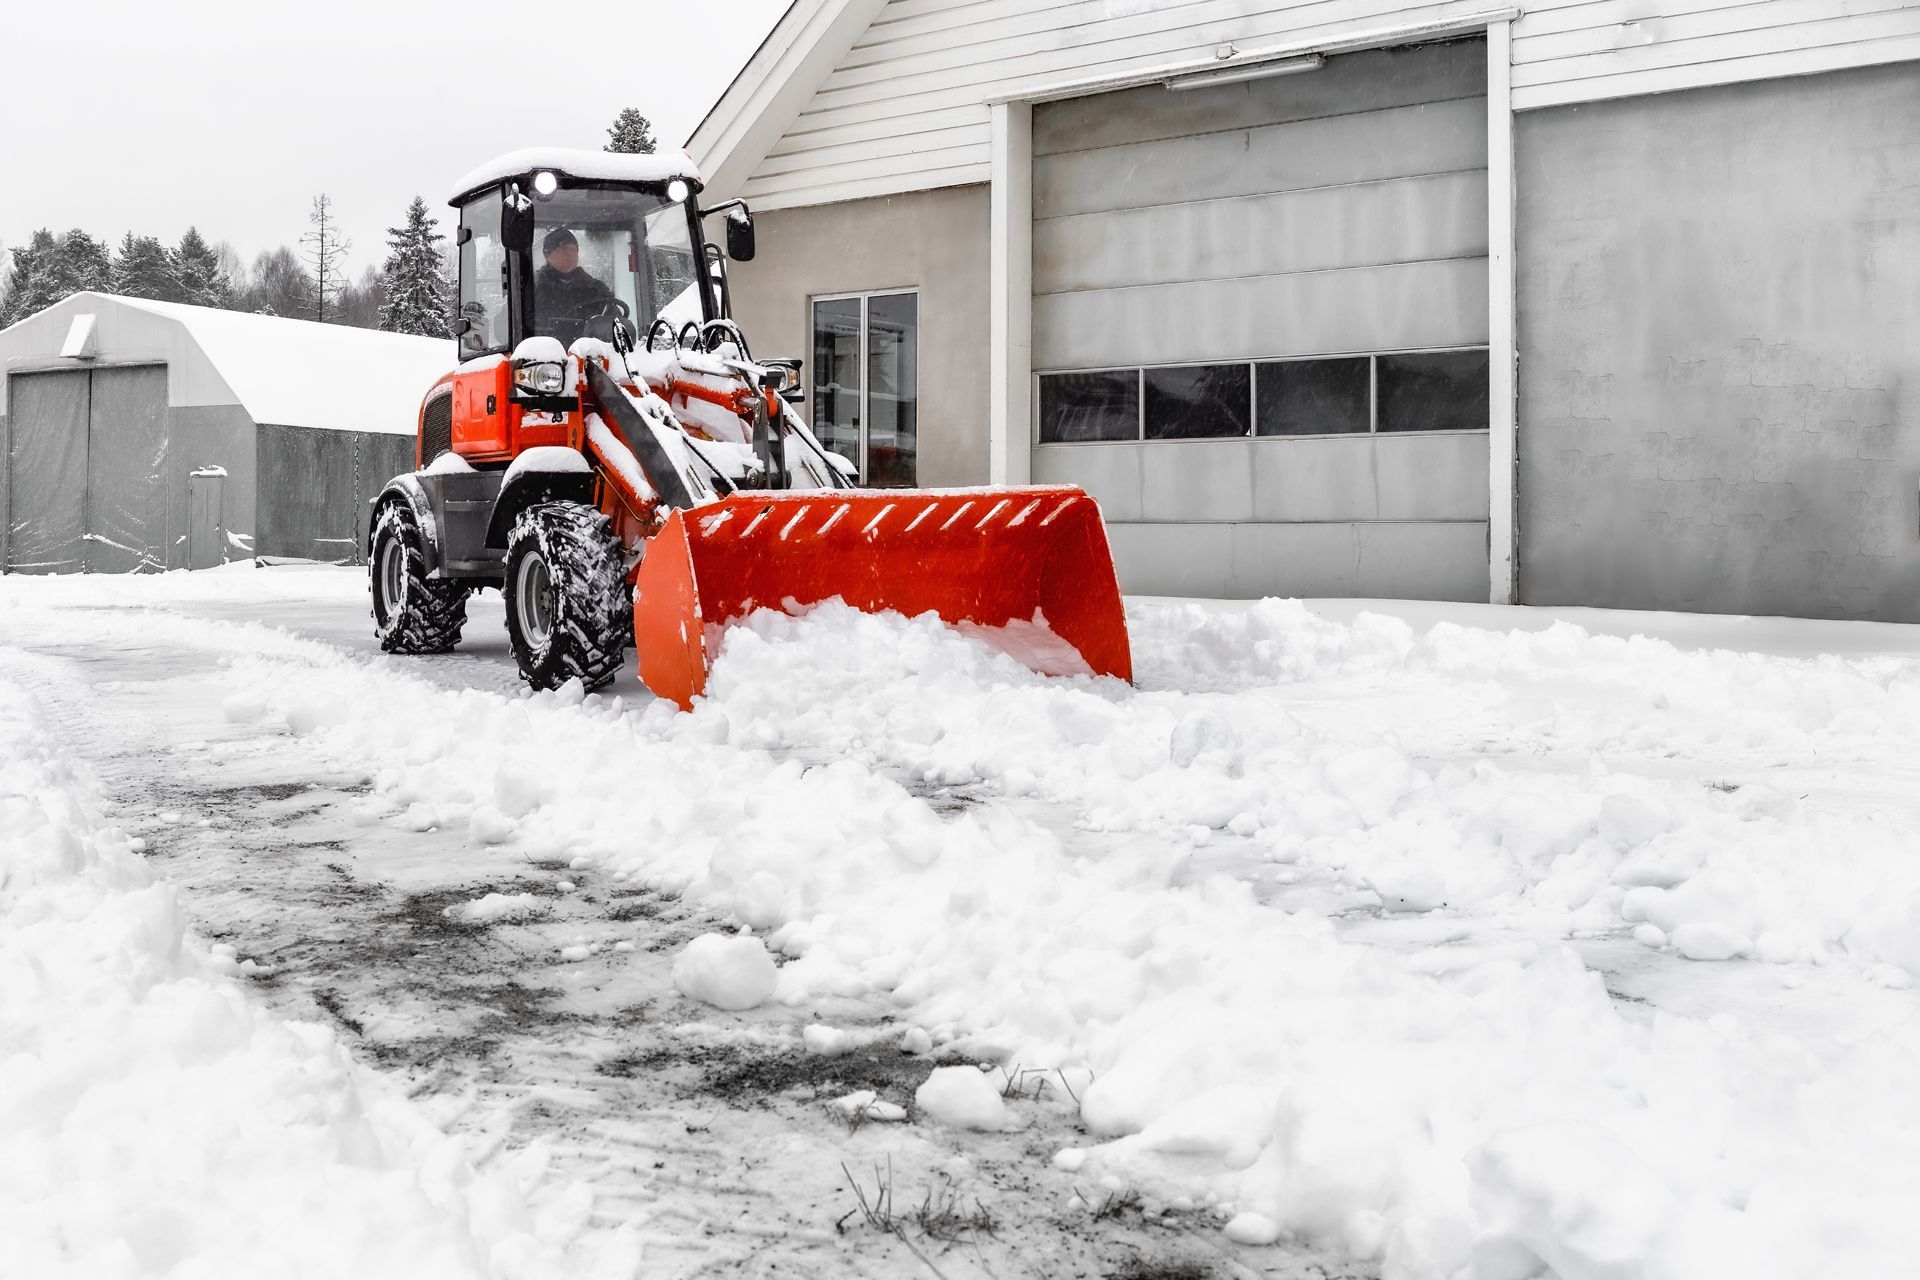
[117,297,453,434]
[683,0,890,199]
[0,293,452,435]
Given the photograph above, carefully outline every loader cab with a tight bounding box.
[450,155,735,363]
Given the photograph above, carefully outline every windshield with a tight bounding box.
[530,186,700,347]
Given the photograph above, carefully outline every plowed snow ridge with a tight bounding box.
[6,568,1920,1279]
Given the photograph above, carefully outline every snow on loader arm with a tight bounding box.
[368,147,1132,708]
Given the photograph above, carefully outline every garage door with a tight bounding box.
[1030,37,1493,601]
[4,365,170,574]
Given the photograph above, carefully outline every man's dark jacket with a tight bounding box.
[534,264,614,341]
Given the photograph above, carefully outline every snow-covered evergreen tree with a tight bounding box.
[0,230,53,327]
[111,232,184,301]
[378,196,451,338]
[173,227,233,308]
[605,108,657,154]
[0,228,108,325]
[62,229,112,294]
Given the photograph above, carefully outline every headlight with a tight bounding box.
[667,178,690,203]
[513,361,565,395]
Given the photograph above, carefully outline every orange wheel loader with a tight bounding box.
[367,148,1131,708]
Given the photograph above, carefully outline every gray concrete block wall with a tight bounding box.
[1516,60,1920,620]
[722,186,991,488]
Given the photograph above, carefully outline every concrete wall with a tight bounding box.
[1517,61,1920,620]
[724,184,991,488]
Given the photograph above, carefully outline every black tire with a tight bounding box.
[370,501,468,653]
[503,502,628,691]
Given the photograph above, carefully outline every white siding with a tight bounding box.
[1511,0,1920,109]
[732,0,1920,210]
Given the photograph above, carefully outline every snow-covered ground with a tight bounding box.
[7,565,1920,1279]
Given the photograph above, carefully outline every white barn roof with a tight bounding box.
[0,292,453,435]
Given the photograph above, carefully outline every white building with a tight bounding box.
[692,0,1920,620]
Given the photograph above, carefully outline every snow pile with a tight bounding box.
[0,676,557,1279]
[16,573,1920,1276]
[670,932,778,1011]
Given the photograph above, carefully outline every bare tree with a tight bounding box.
[299,194,352,322]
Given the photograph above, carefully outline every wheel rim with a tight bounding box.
[516,550,556,650]
[377,536,405,620]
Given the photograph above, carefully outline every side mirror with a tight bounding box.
[500,185,535,253]
[726,210,756,262]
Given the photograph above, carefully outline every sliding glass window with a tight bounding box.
[810,291,918,486]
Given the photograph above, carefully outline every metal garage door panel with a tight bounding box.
[1036,169,1489,295]
[1035,256,1489,369]
[1035,97,1486,220]
[85,365,170,573]
[5,371,89,574]
[1033,41,1487,156]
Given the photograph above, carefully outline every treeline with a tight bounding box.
[1,109,662,339]
[0,196,452,338]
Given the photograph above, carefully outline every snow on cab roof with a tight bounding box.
[449,147,702,203]
[113,295,453,435]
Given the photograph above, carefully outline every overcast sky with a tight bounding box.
[1,0,790,278]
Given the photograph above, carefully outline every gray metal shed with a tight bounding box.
[0,292,452,572]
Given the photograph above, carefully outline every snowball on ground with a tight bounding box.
[671,932,778,1011]
[914,1066,1021,1132]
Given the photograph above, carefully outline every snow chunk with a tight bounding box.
[444,892,548,925]
[467,806,516,845]
[804,1024,856,1056]
[422,451,474,476]
[914,1066,1022,1132]
[1224,1212,1284,1246]
[831,1090,907,1123]
[671,933,778,1011]
[1671,922,1751,961]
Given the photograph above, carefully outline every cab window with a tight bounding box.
[457,190,509,360]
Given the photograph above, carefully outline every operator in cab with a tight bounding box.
[534,226,614,345]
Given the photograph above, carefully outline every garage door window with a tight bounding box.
[810,291,918,487]
[1144,365,1250,440]
[1039,369,1137,442]
[1376,350,1490,433]
[1255,357,1371,437]
[1038,346,1489,442]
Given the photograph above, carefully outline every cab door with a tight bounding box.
[451,185,518,461]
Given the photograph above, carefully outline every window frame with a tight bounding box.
[1033,344,1494,445]
[809,287,921,486]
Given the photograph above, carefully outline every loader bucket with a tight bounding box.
[631,487,1132,708]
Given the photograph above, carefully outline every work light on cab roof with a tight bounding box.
[365,146,1131,706]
